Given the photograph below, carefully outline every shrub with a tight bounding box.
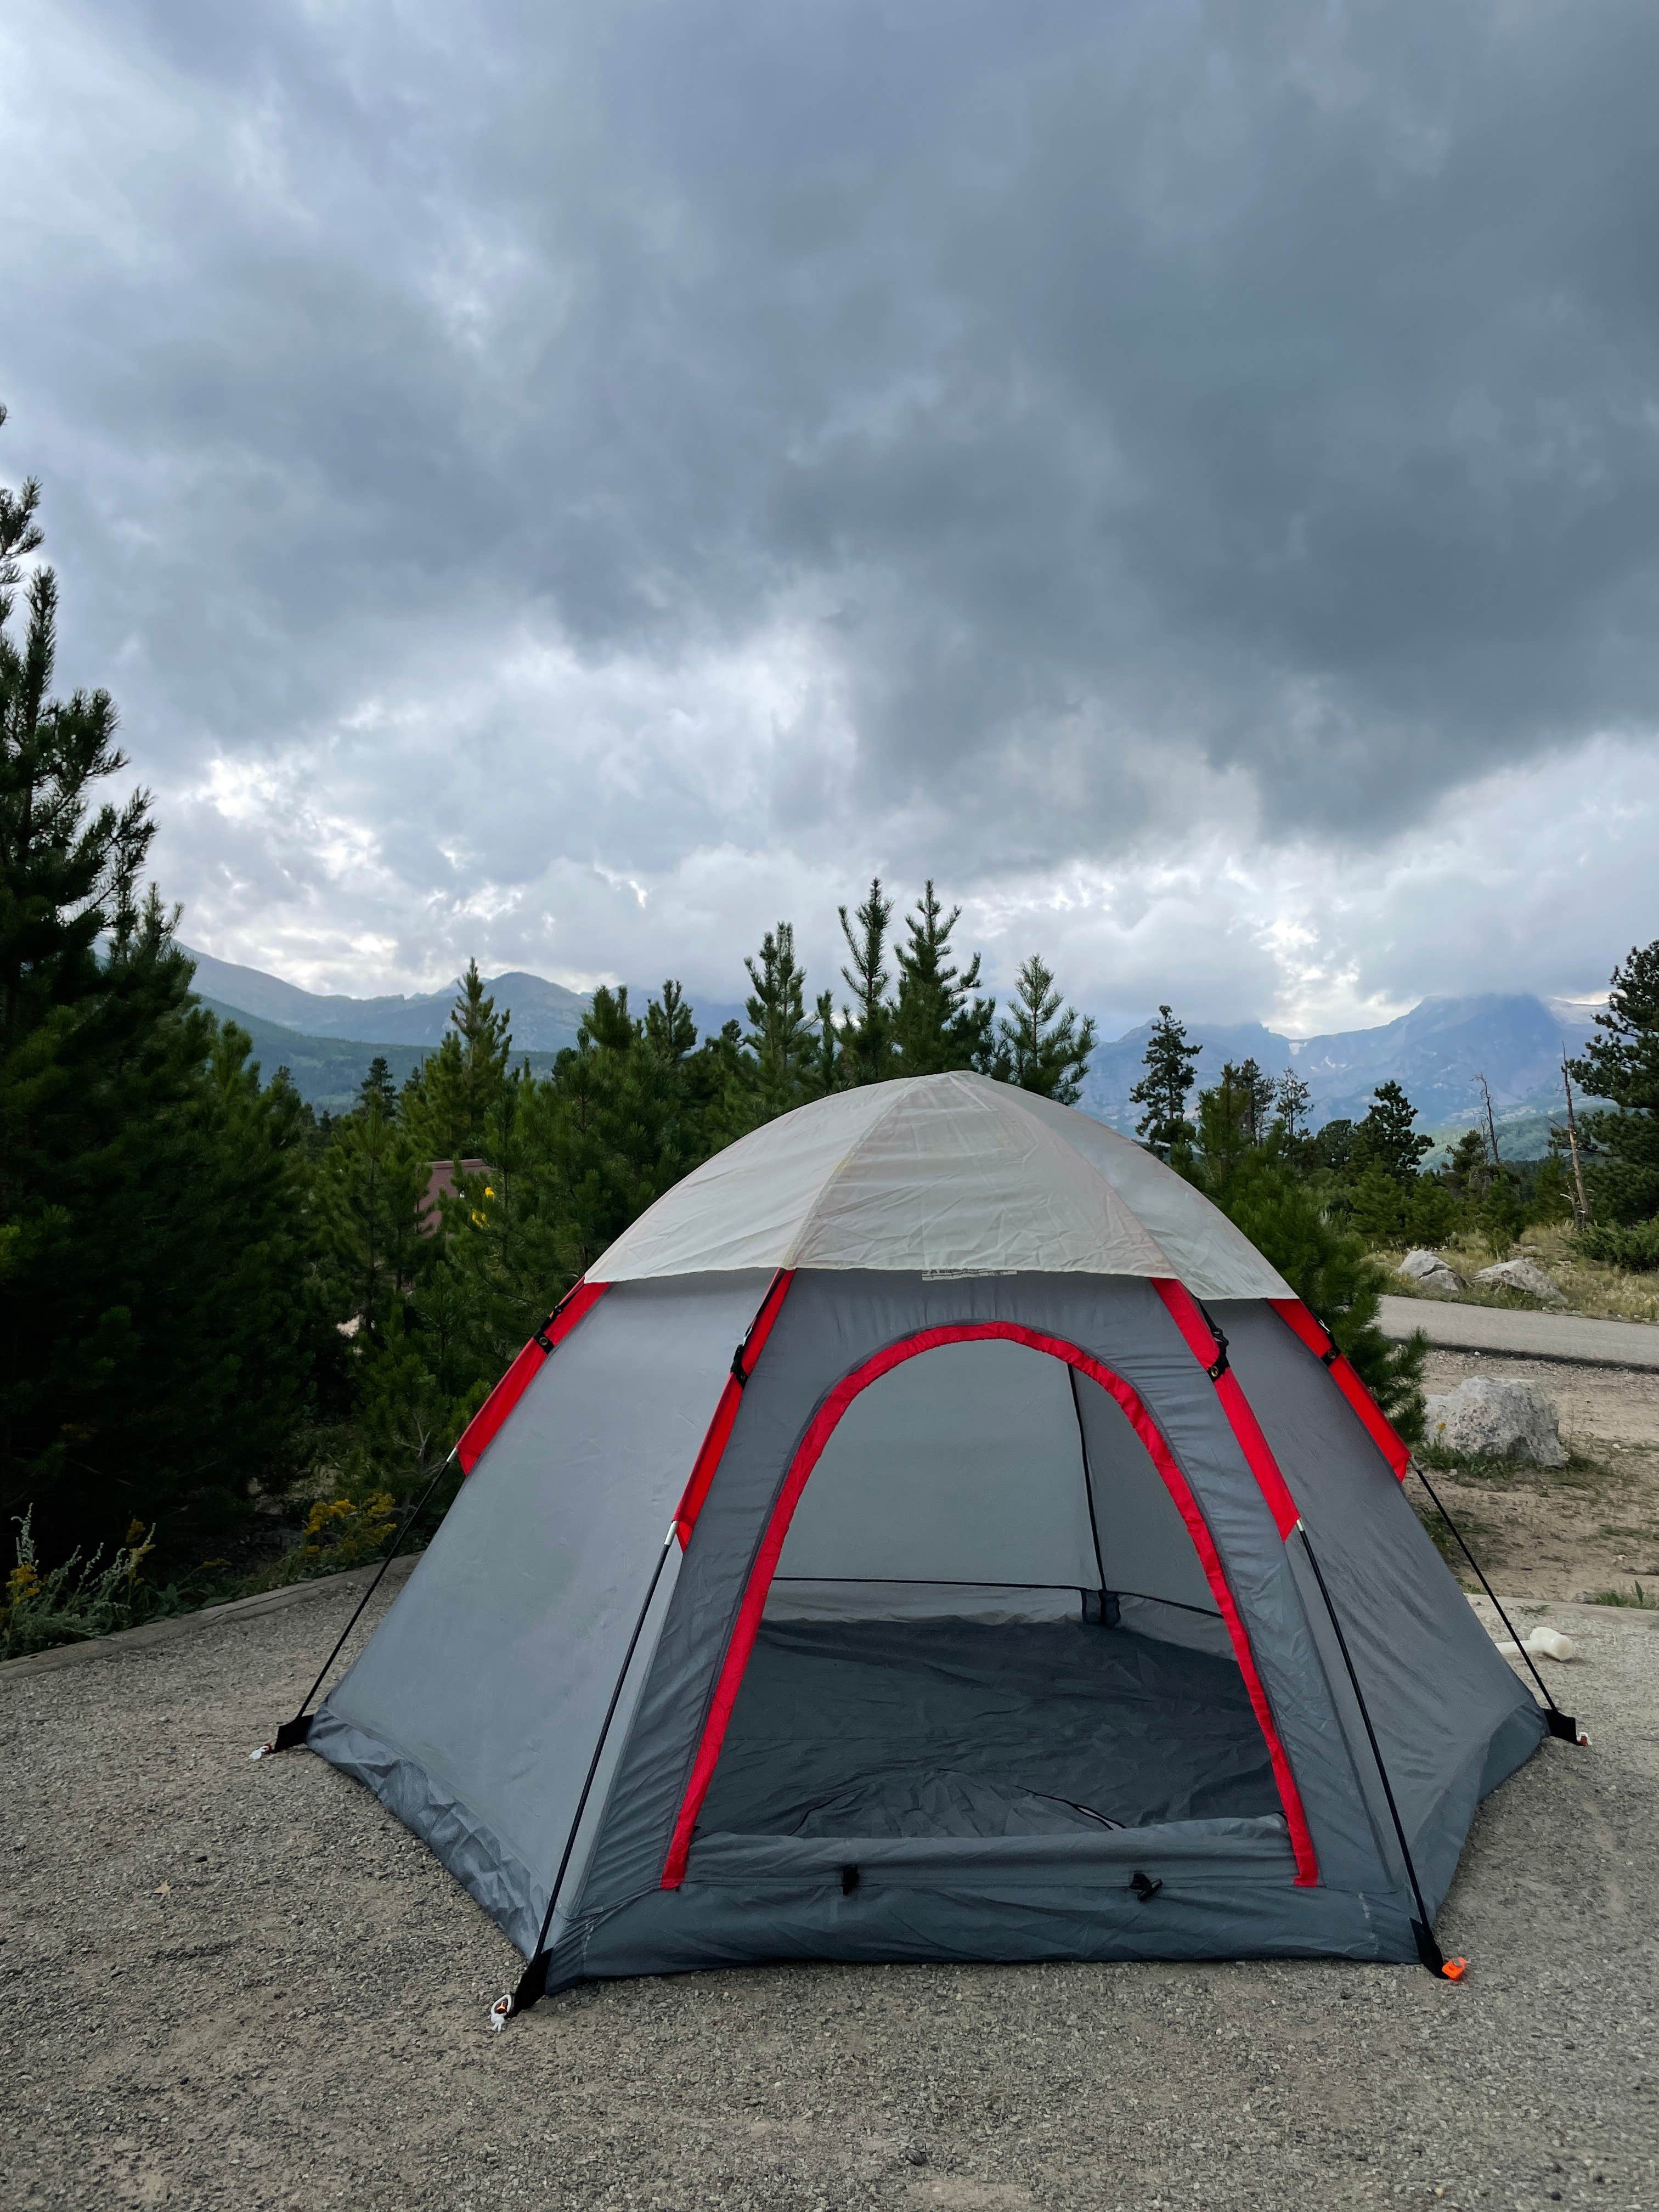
[1,1507,192,1658]
[1578,1218,1659,1272]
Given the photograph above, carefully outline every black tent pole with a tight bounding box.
[491,1522,677,2029]
[1408,1459,1583,1743]
[252,1446,458,1758]
[1297,1525,1464,1980]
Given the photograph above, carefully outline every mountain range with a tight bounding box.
[1076,992,1596,1144]
[182,942,1599,1151]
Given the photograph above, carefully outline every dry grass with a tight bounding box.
[1378,1222,1659,1325]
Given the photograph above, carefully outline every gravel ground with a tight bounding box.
[3,1576,1657,2211]
[1410,1353,1659,1604]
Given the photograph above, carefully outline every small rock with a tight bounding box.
[1423,1376,1566,1467]
[1398,1248,1463,1294]
[1472,1257,1565,1304]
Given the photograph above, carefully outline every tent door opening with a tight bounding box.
[694,1335,1286,1849]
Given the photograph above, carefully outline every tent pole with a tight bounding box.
[1408,1460,1583,1742]
[252,1446,459,1758]
[492,1522,677,2028]
[1297,1525,1466,1980]
[1066,1365,1110,1618]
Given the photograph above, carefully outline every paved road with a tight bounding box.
[1380,1293,1659,1370]
[3,1570,1657,2209]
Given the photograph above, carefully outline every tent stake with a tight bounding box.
[492,1522,678,2030]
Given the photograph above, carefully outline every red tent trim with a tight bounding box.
[674,1269,795,1548]
[661,1319,1320,1891]
[1152,1280,1302,1538]
[1269,1297,1412,1480]
[455,1279,609,1475]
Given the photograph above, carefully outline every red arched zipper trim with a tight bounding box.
[1268,1297,1412,1480]
[659,1318,1319,1891]
[455,1279,608,1475]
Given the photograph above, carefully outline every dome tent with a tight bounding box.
[266,1073,1576,2016]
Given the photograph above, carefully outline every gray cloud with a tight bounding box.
[4,0,1659,1016]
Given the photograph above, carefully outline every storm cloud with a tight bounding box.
[4,0,1658,1027]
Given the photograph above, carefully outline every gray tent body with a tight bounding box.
[308,1233,1545,1989]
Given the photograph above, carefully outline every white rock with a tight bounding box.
[1407,1248,1469,1291]
[1423,1376,1567,1468]
[1398,1248,1463,1294]
[1473,1257,1566,1304]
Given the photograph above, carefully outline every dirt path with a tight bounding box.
[3,1572,1658,2210]
[1415,1350,1659,1604]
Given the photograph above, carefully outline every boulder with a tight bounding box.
[1473,1257,1566,1305]
[1398,1248,1463,1295]
[1423,1376,1566,1468]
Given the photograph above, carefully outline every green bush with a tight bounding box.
[1578,1218,1659,1272]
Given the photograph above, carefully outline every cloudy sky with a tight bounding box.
[5,0,1658,1035]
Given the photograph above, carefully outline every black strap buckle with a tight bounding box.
[1130,1869,1163,1903]
[533,1321,557,1355]
[731,1339,751,1389]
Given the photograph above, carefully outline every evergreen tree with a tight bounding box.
[1235,1058,1277,1147]
[992,955,1097,1104]
[1272,1067,1312,1145]
[1350,1080,1430,1181]
[317,1071,431,1349]
[0,412,313,1551]
[645,978,697,1065]
[1311,1117,1355,1174]
[893,882,996,1075]
[1570,941,1659,1229]
[1444,1127,1491,1202]
[360,1054,397,1116]
[1193,1064,1253,1183]
[406,960,512,1162]
[1130,1006,1201,1158]
[809,988,844,1098]
[741,922,815,1122]
[837,878,896,1086]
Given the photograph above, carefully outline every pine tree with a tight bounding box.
[317,1073,431,1350]
[0,410,313,1552]
[1570,941,1659,1231]
[1272,1068,1313,1147]
[1444,1126,1491,1201]
[407,960,513,1163]
[1350,1080,1430,1181]
[360,1054,397,1116]
[645,978,697,1065]
[1235,1058,1277,1147]
[837,878,896,1086]
[809,988,844,1097]
[741,922,815,1121]
[1193,1064,1253,1185]
[1129,1006,1201,1158]
[893,882,996,1075]
[992,956,1097,1104]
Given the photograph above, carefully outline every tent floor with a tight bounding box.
[699,1616,1279,1842]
